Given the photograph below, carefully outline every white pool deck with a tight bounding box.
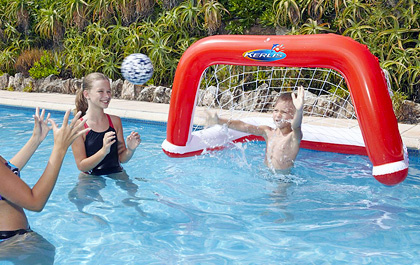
[1,90,420,151]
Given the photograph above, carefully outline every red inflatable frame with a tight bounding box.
[162,34,408,185]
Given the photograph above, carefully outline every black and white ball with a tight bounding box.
[121,53,154,85]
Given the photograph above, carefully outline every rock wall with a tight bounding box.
[0,73,172,104]
[1,73,419,124]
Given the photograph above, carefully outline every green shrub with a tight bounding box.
[220,0,272,34]
[28,52,59,79]
[391,90,408,118]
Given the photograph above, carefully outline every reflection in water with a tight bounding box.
[0,231,55,264]
[270,181,294,223]
[259,167,301,224]
[68,171,146,224]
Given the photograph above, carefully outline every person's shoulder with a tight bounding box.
[257,125,274,138]
[108,114,122,127]
[108,114,121,121]
[260,125,274,132]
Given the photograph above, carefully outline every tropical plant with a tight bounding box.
[1,0,34,34]
[0,0,418,99]
[141,31,175,84]
[60,0,90,31]
[199,0,228,35]
[221,0,271,34]
[273,0,300,27]
[0,47,19,74]
[174,0,201,29]
[298,18,334,34]
[35,5,64,45]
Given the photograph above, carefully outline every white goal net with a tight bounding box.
[191,65,369,151]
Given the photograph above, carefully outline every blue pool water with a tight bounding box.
[1,105,420,264]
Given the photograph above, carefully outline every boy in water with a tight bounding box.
[206,86,304,173]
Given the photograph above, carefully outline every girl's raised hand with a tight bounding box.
[126,132,141,151]
[102,131,117,155]
[32,107,51,143]
[48,110,90,150]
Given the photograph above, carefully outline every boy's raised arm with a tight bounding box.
[204,110,267,136]
[291,86,305,131]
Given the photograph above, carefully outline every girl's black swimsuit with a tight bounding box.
[82,114,123,175]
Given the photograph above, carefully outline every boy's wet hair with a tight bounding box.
[273,92,293,107]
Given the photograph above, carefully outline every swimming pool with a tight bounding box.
[1,105,420,264]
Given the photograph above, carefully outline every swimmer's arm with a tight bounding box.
[1,110,88,211]
[10,108,51,170]
[217,116,268,136]
[291,86,304,130]
[291,107,303,142]
[1,145,68,211]
[291,86,304,136]
[113,116,140,163]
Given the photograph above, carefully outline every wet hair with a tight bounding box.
[75,72,109,116]
[274,92,293,107]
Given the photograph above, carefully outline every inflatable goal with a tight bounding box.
[161,34,408,186]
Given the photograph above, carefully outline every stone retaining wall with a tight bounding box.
[1,73,419,124]
[0,73,172,104]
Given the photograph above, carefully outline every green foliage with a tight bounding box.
[0,0,418,100]
[28,51,59,79]
[391,90,408,119]
[329,86,349,99]
[220,0,271,34]
[0,47,18,75]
